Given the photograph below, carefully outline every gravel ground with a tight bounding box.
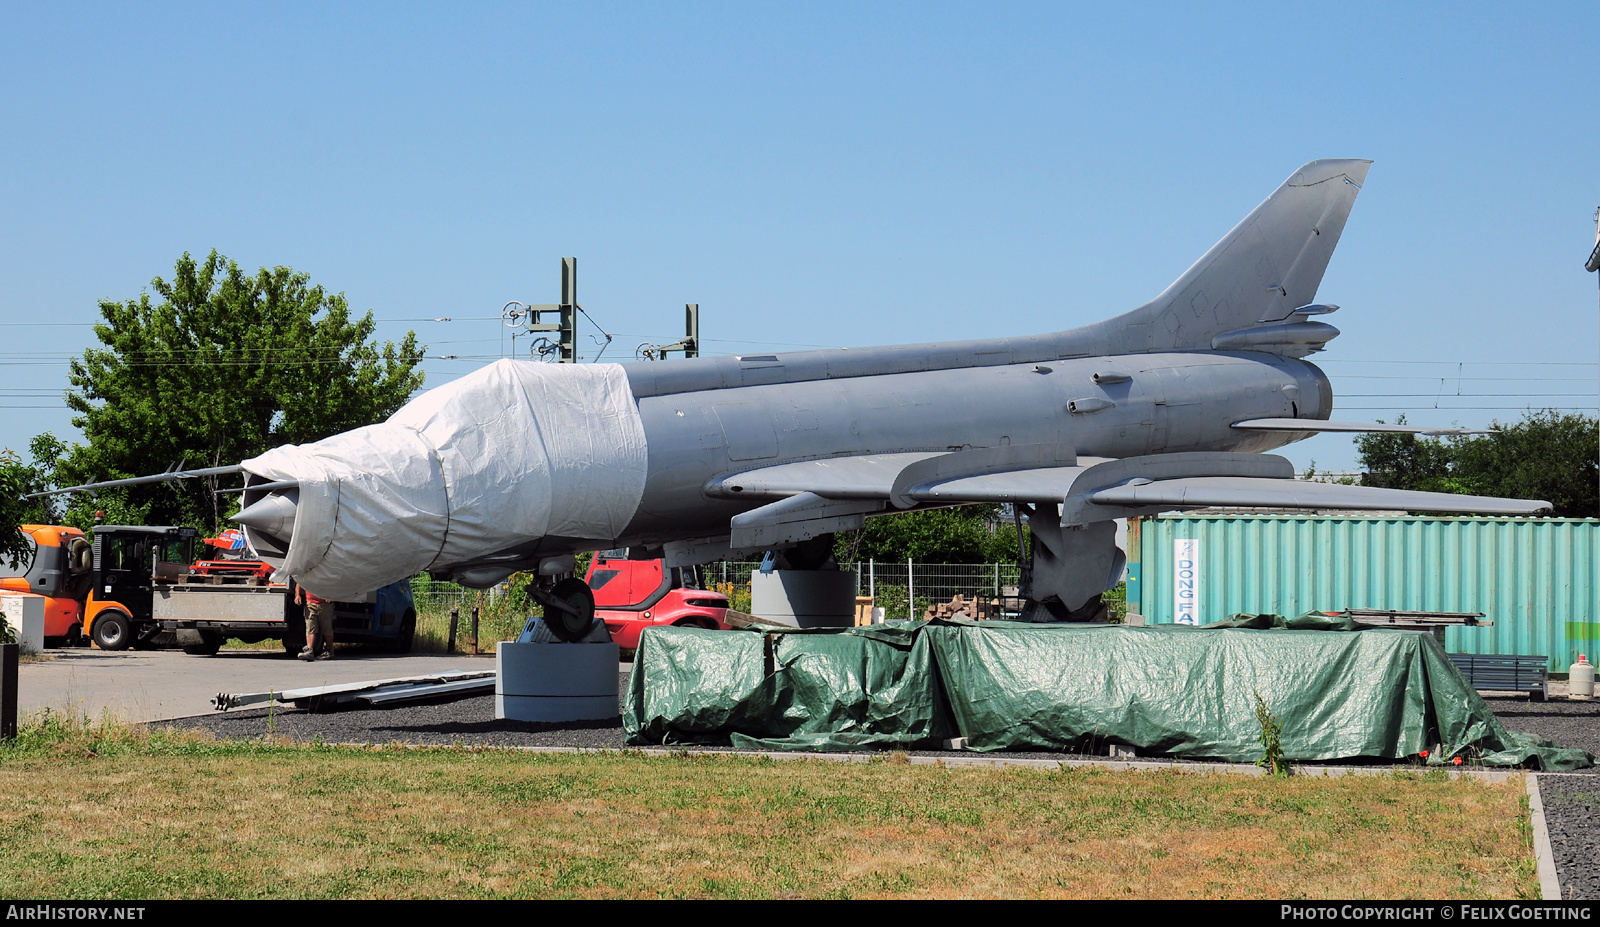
[161,681,1600,897]
[1490,694,1600,900]
[1540,775,1600,901]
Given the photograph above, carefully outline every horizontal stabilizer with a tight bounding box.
[1089,478,1550,516]
[1232,419,1491,437]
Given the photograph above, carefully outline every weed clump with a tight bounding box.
[1253,692,1289,778]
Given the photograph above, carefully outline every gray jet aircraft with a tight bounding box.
[54,159,1551,637]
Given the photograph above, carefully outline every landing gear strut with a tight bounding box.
[1013,504,1124,622]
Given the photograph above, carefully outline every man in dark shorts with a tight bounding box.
[295,583,334,661]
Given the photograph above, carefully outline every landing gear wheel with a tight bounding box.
[92,613,132,651]
[544,578,596,643]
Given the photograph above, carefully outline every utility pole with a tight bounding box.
[1587,208,1599,512]
[558,257,578,363]
[509,257,580,363]
[635,303,702,361]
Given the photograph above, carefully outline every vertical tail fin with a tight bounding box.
[1101,159,1371,355]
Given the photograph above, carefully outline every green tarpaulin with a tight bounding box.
[623,618,1591,770]
[624,624,953,751]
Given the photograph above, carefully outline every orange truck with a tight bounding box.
[0,524,93,645]
[1,523,202,649]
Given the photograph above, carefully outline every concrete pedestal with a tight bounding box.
[495,641,620,722]
[750,570,856,628]
[1,595,46,653]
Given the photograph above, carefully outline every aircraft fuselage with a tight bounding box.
[616,349,1332,548]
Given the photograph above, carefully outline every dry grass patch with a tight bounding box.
[0,721,1538,899]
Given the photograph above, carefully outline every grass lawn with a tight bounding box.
[0,716,1537,900]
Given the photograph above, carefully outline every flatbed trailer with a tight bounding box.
[155,575,416,656]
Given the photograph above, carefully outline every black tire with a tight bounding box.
[544,578,596,643]
[182,632,224,656]
[282,609,307,656]
[391,608,416,653]
[92,613,132,651]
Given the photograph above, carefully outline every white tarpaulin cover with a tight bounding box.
[242,360,648,599]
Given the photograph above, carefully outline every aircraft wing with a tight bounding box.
[1232,418,1492,437]
[707,444,1550,550]
[1087,477,1546,515]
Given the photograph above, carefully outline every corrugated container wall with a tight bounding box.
[1128,515,1600,670]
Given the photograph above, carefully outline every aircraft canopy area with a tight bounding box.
[241,360,649,600]
[624,620,1593,769]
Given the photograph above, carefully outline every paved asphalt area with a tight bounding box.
[21,646,1599,898]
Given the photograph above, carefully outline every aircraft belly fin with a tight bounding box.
[1088,477,1550,516]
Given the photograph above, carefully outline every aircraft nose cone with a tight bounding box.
[233,491,299,542]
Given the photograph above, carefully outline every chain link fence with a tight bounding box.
[409,560,1126,632]
[701,559,1026,621]
[411,560,1028,620]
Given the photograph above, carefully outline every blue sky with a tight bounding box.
[2,1,1596,472]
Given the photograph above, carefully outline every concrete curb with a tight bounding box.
[1527,774,1562,900]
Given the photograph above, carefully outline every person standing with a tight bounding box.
[295,582,334,661]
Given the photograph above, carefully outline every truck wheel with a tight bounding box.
[92,613,132,651]
[282,610,307,656]
[392,609,416,653]
[181,631,224,656]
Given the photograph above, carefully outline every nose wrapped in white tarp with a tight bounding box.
[241,359,648,600]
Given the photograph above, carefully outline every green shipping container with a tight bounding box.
[1128,515,1600,671]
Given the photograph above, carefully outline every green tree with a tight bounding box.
[63,251,426,529]
[0,453,37,570]
[0,434,72,567]
[834,504,1024,564]
[1357,410,1598,518]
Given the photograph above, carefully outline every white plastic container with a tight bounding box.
[1569,654,1594,701]
[0,594,46,653]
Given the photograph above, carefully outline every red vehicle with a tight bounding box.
[191,531,275,580]
[585,553,729,649]
[189,558,276,580]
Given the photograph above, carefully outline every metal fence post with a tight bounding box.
[869,559,875,599]
[448,608,458,653]
[908,557,914,620]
